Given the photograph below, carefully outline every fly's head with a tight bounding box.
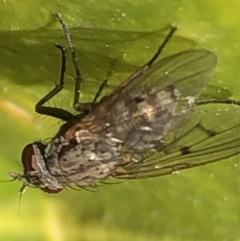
[9,142,63,194]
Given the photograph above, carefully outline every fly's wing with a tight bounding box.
[114,104,240,178]
[84,49,217,148]
[79,49,219,179]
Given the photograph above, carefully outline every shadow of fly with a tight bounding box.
[8,13,240,194]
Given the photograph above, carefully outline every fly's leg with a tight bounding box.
[56,13,84,110]
[90,59,117,104]
[35,44,74,121]
[56,13,109,112]
[146,25,177,67]
[196,99,240,106]
[92,79,109,104]
[73,79,109,113]
[56,13,100,113]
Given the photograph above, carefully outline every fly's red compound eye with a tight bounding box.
[21,143,36,173]
[21,143,63,194]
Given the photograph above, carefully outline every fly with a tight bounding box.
[9,13,239,194]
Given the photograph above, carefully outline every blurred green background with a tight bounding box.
[1,0,240,240]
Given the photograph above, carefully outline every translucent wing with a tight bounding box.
[113,104,240,178]
[82,49,217,153]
